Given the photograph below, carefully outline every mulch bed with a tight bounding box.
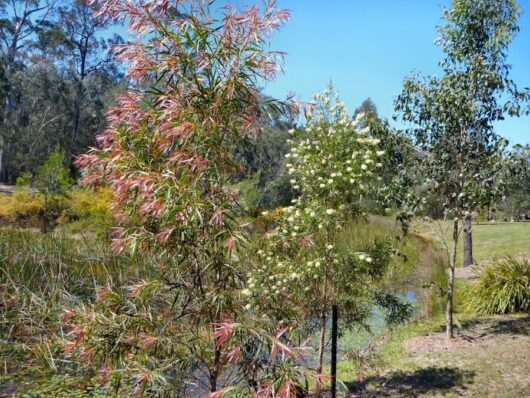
[404,331,491,354]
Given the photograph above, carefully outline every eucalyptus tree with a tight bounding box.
[0,0,122,183]
[0,0,55,180]
[39,0,122,154]
[0,0,55,67]
[395,0,529,338]
[29,0,123,174]
[4,63,75,178]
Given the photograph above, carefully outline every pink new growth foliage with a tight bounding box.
[77,0,289,253]
[70,1,320,397]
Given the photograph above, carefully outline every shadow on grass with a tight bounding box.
[348,367,475,397]
[434,315,530,337]
[486,316,530,336]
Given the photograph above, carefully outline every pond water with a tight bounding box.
[310,289,418,367]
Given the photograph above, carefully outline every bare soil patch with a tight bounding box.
[404,330,490,354]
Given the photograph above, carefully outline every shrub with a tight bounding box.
[465,257,530,314]
[0,189,44,225]
[33,148,72,232]
[52,188,114,237]
[0,149,73,231]
[0,187,114,235]
[68,188,113,219]
[58,188,114,236]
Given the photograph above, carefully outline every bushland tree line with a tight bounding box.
[0,0,123,183]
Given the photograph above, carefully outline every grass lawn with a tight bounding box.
[340,314,530,397]
[410,221,530,265]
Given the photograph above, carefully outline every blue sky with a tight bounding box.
[247,0,530,144]
[113,0,530,143]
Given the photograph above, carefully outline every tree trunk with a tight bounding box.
[314,306,327,397]
[446,218,458,339]
[330,305,338,398]
[463,214,473,267]
[210,347,221,393]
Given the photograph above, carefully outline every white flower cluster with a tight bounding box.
[284,90,384,201]
[356,252,373,263]
[243,247,327,302]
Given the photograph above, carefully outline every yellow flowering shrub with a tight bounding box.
[0,189,44,220]
[68,188,113,220]
[0,187,113,234]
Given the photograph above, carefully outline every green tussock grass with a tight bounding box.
[464,257,530,314]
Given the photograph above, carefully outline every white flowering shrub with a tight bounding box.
[245,86,387,311]
[240,87,413,390]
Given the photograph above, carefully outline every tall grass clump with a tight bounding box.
[335,216,415,267]
[336,217,450,320]
[0,228,154,375]
[465,257,530,314]
[407,234,449,319]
